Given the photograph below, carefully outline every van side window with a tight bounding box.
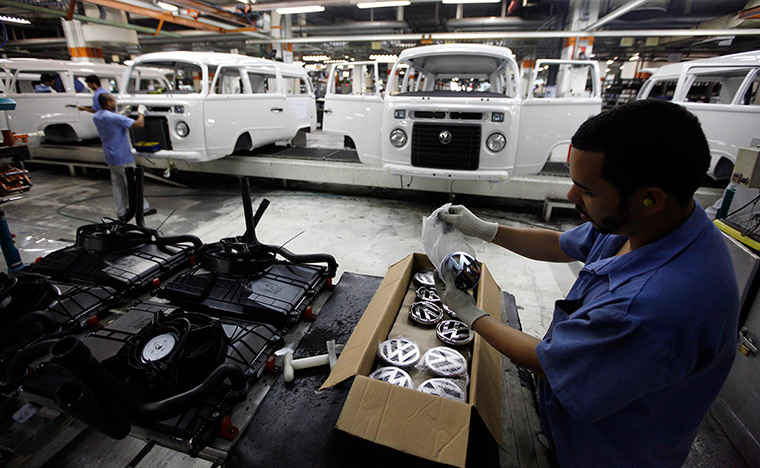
[646,79,677,100]
[16,70,68,93]
[331,64,377,96]
[742,73,760,106]
[532,63,595,98]
[685,68,750,104]
[214,68,244,95]
[74,75,119,93]
[247,70,278,94]
[283,75,310,95]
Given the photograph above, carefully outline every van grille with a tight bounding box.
[449,112,483,120]
[413,111,446,119]
[411,123,480,170]
[130,116,172,151]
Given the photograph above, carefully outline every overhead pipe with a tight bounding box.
[0,0,182,38]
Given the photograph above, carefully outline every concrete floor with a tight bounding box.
[2,164,750,467]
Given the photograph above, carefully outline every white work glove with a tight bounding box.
[434,270,488,328]
[118,105,132,116]
[137,104,147,115]
[438,205,498,243]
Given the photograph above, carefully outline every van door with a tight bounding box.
[323,61,383,165]
[515,60,602,175]
[7,69,81,142]
[204,65,286,157]
[677,65,760,179]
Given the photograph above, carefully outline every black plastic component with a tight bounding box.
[56,380,131,439]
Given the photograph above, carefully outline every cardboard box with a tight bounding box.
[321,253,503,467]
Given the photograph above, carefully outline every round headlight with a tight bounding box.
[486,132,506,152]
[175,121,190,137]
[390,128,407,147]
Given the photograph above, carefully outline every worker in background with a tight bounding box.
[92,93,156,221]
[34,73,56,93]
[78,75,109,114]
[436,99,740,468]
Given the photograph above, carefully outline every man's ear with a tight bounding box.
[638,187,667,213]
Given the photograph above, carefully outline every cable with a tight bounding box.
[726,193,760,219]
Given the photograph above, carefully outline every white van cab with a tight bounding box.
[0,58,126,144]
[323,44,601,181]
[119,51,317,162]
[637,50,760,181]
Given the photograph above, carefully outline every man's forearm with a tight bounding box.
[472,315,546,379]
[493,225,573,262]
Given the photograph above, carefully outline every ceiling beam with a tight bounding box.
[243,28,760,44]
[0,0,182,38]
[584,0,653,31]
[83,0,226,32]
[163,0,252,26]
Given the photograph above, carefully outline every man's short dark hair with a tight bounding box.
[571,100,710,206]
[40,73,55,84]
[98,92,114,109]
[85,74,101,86]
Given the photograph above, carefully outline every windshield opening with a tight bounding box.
[127,61,203,94]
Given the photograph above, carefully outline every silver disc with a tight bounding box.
[409,301,443,326]
[369,366,413,388]
[416,286,440,303]
[440,251,481,291]
[423,346,468,377]
[417,378,466,402]
[378,337,420,367]
[141,333,176,362]
[436,320,473,346]
[413,269,436,287]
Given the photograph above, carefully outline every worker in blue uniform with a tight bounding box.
[437,99,740,468]
[92,93,156,221]
[77,74,109,114]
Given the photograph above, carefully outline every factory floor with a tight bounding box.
[2,161,750,468]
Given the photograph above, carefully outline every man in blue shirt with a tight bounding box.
[77,74,109,114]
[33,73,56,93]
[92,93,156,221]
[437,100,740,468]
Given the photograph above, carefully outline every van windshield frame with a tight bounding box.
[127,60,204,95]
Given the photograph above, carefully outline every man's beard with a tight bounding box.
[577,200,631,235]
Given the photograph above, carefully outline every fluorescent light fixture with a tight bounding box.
[441,0,500,4]
[275,5,324,14]
[157,1,179,12]
[369,54,399,63]
[302,55,330,61]
[0,15,31,24]
[357,1,410,8]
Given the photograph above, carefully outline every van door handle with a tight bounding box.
[270,107,283,113]
[323,109,333,114]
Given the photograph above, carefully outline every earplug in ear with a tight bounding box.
[643,198,654,207]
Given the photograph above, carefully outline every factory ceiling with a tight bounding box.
[0,0,758,65]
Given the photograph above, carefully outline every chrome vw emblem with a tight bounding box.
[438,130,453,145]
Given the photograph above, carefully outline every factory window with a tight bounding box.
[247,69,278,94]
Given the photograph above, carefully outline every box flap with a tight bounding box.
[470,264,504,446]
[336,375,471,468]
[321,254,415,389]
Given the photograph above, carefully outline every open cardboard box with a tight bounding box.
[321,253,503,467]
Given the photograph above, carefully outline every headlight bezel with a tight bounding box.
[486,132,506,152]
[389,128,407,147]
[175,121,190,138]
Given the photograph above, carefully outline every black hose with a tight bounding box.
[132,363,247,421]
[56,380,131,439]
[0,310,61,344]
[135,167,146,228]
[3,338,59,383]
[154,233,203,249]
[272,246,338,278]
[50,336,135,414]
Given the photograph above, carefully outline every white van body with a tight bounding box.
[0,58,126,144]
[323,44,602,181]
[119,51,317,162]
[637,50,760,180]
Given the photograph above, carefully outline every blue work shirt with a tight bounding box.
[93,110,135,166]
[92,86,107,111]
[535,202,739,468]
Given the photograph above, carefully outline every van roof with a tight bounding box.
[132,51,308,75]
[398,44,515,61]
[0,58,125,73]
[650,49,760,77]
